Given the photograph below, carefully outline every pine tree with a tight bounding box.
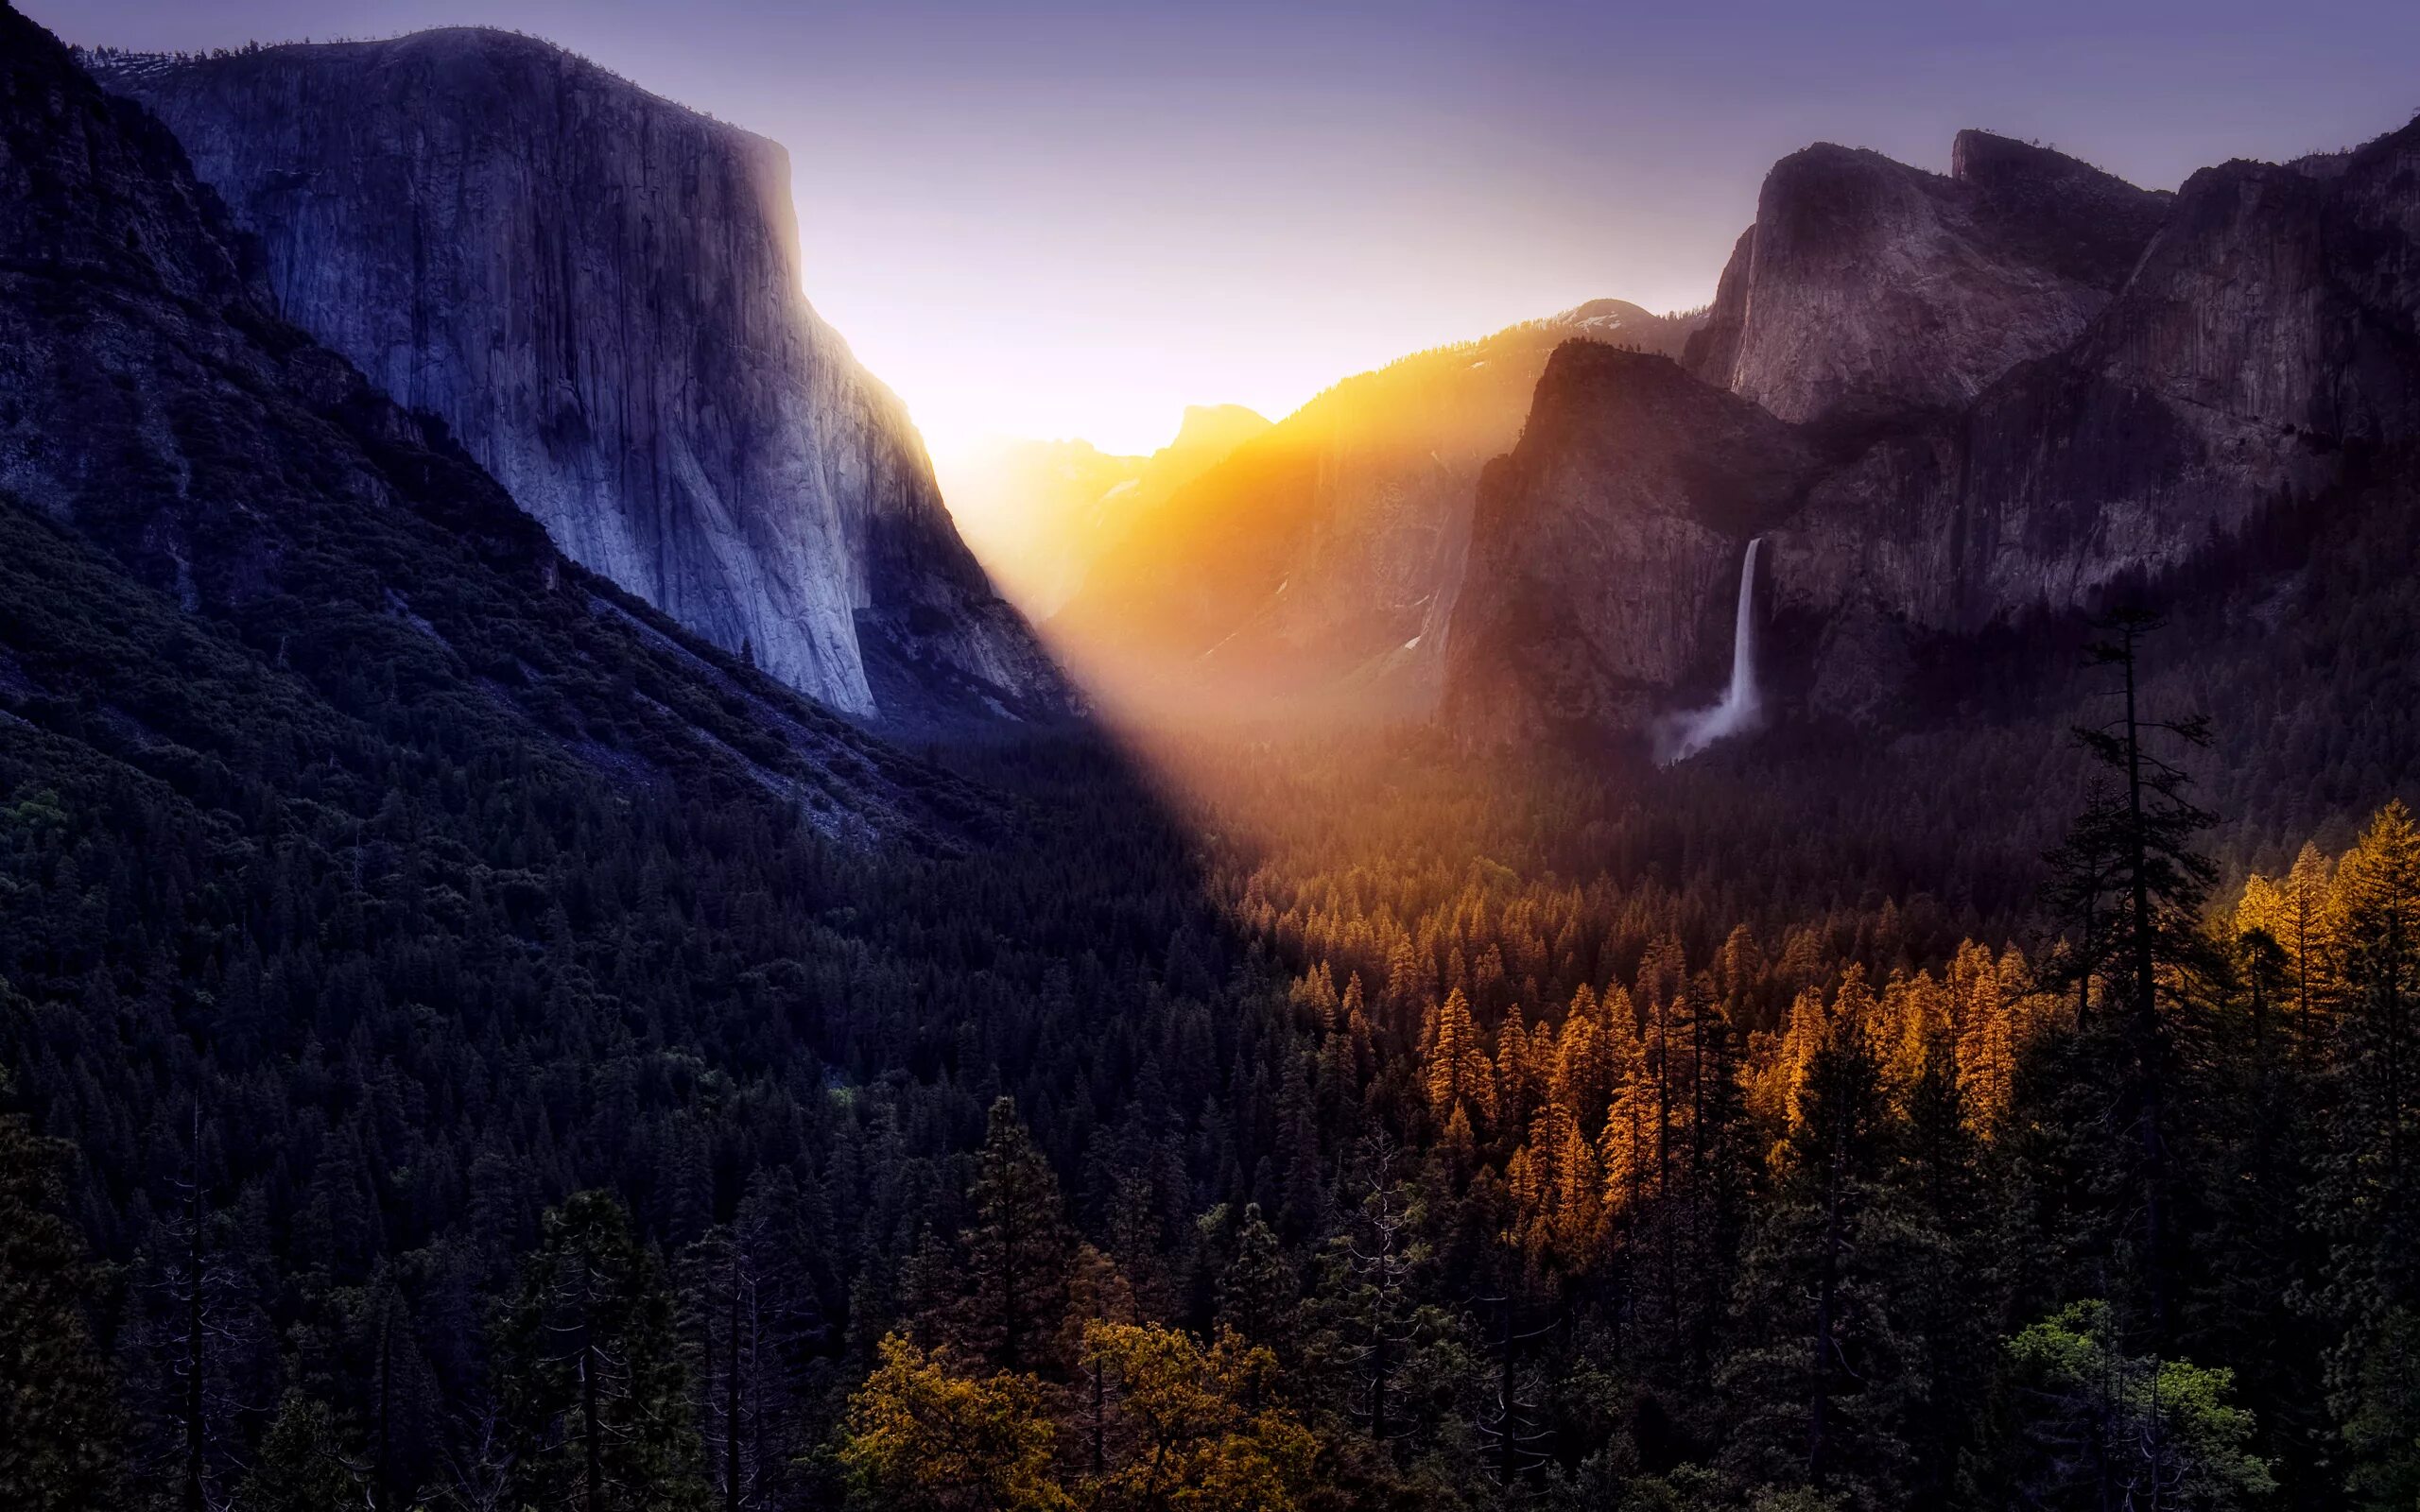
[0,1105,121,1512]
[240,1393,362,1512]
[2041,609,2217,1342]
[495,1191,704,1512]
[2312,801,2420,1506]
[954,1098,1075,1374]
[127,1110,268,1512]
[1720,983,1918,1510]
[1893,1031,1994,1503]
[680,1176,824,1512]
[1216,1204,1300,1359]
[1424,987,1495,1129]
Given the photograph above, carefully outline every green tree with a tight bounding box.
[0,1103,120,1512]
[1215,1204,1299,1358]
[496,1192,704,1512]
[953,1099,1076,1374]
[239,1392,362,1512]
[2001,1300,2273,1511]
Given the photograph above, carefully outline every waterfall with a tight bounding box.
[1656,536,1764,765]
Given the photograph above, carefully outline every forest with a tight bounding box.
[5,556,2420,1512]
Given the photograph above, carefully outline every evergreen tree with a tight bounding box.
[952,1099,1076,1374]
[681,1180,824,1512]
[2041,609,2217,1342]
[1216,1204,1300,1359]
[0,1103,121,1512]
[2312,801,2420,1506]
[1720,980,1918,1510]
[495,1192,704,1512]
[240,1393,363,1512]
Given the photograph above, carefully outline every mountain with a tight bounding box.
[1683,131,2171,427]
[1051,300,1703,717]
[85,29,1069,729]
[943,404,1271,617]
[1448,124,2420,744]
[0,9,982,844]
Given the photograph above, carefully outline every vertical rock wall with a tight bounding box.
[98,29,1066,726]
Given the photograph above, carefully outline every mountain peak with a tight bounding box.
[1167,404,1272,455]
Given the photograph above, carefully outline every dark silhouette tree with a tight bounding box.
[496,1192,703,1512]
[952,1099,1075,1374]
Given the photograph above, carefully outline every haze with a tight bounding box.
[38,0,2420,467]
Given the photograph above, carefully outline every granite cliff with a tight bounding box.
[90,29,1067,728]
[1450,122,2420,745]
[1684,131,2170,426]
[0,10,981,841]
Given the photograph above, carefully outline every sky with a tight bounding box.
[34,0,2420,463]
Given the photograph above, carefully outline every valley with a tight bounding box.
[2,7,2417,1512]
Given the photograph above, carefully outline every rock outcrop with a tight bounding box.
[90,29,1067,727]
[1684,131,2169,427]
[1,10,982,839]
[1455,121,2420,744]
[1052,301,1703,717]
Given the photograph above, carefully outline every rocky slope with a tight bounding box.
[87,29,1066,728]
[1450,122,2420,745]
[0,9,985,843]
[1052,301,1702,717]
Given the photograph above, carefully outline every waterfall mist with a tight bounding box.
[1655,537,1765,765]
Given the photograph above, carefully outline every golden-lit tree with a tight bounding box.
[2238,841,2344,1041]
[1879,969,1956,1110]
[1598,992,1659,1220]
[1424,988,1495,1127]
[1077,1322,1315,1512]
[1748,985,1830,1144]
[838,1336,1066,1512]
[1549,986,1616,1138]
[1495,1005,1548,1132]
[1513,1101,1604,1273]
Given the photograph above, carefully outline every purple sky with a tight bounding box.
[32,0,2420,458]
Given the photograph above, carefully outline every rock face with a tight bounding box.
[90,29,1066,727]
[1455,122,2420,744]
[1443,345,1817,743]
[1684,131,2170,427]
[1053,301,1702,717]
[0,11,978,840]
